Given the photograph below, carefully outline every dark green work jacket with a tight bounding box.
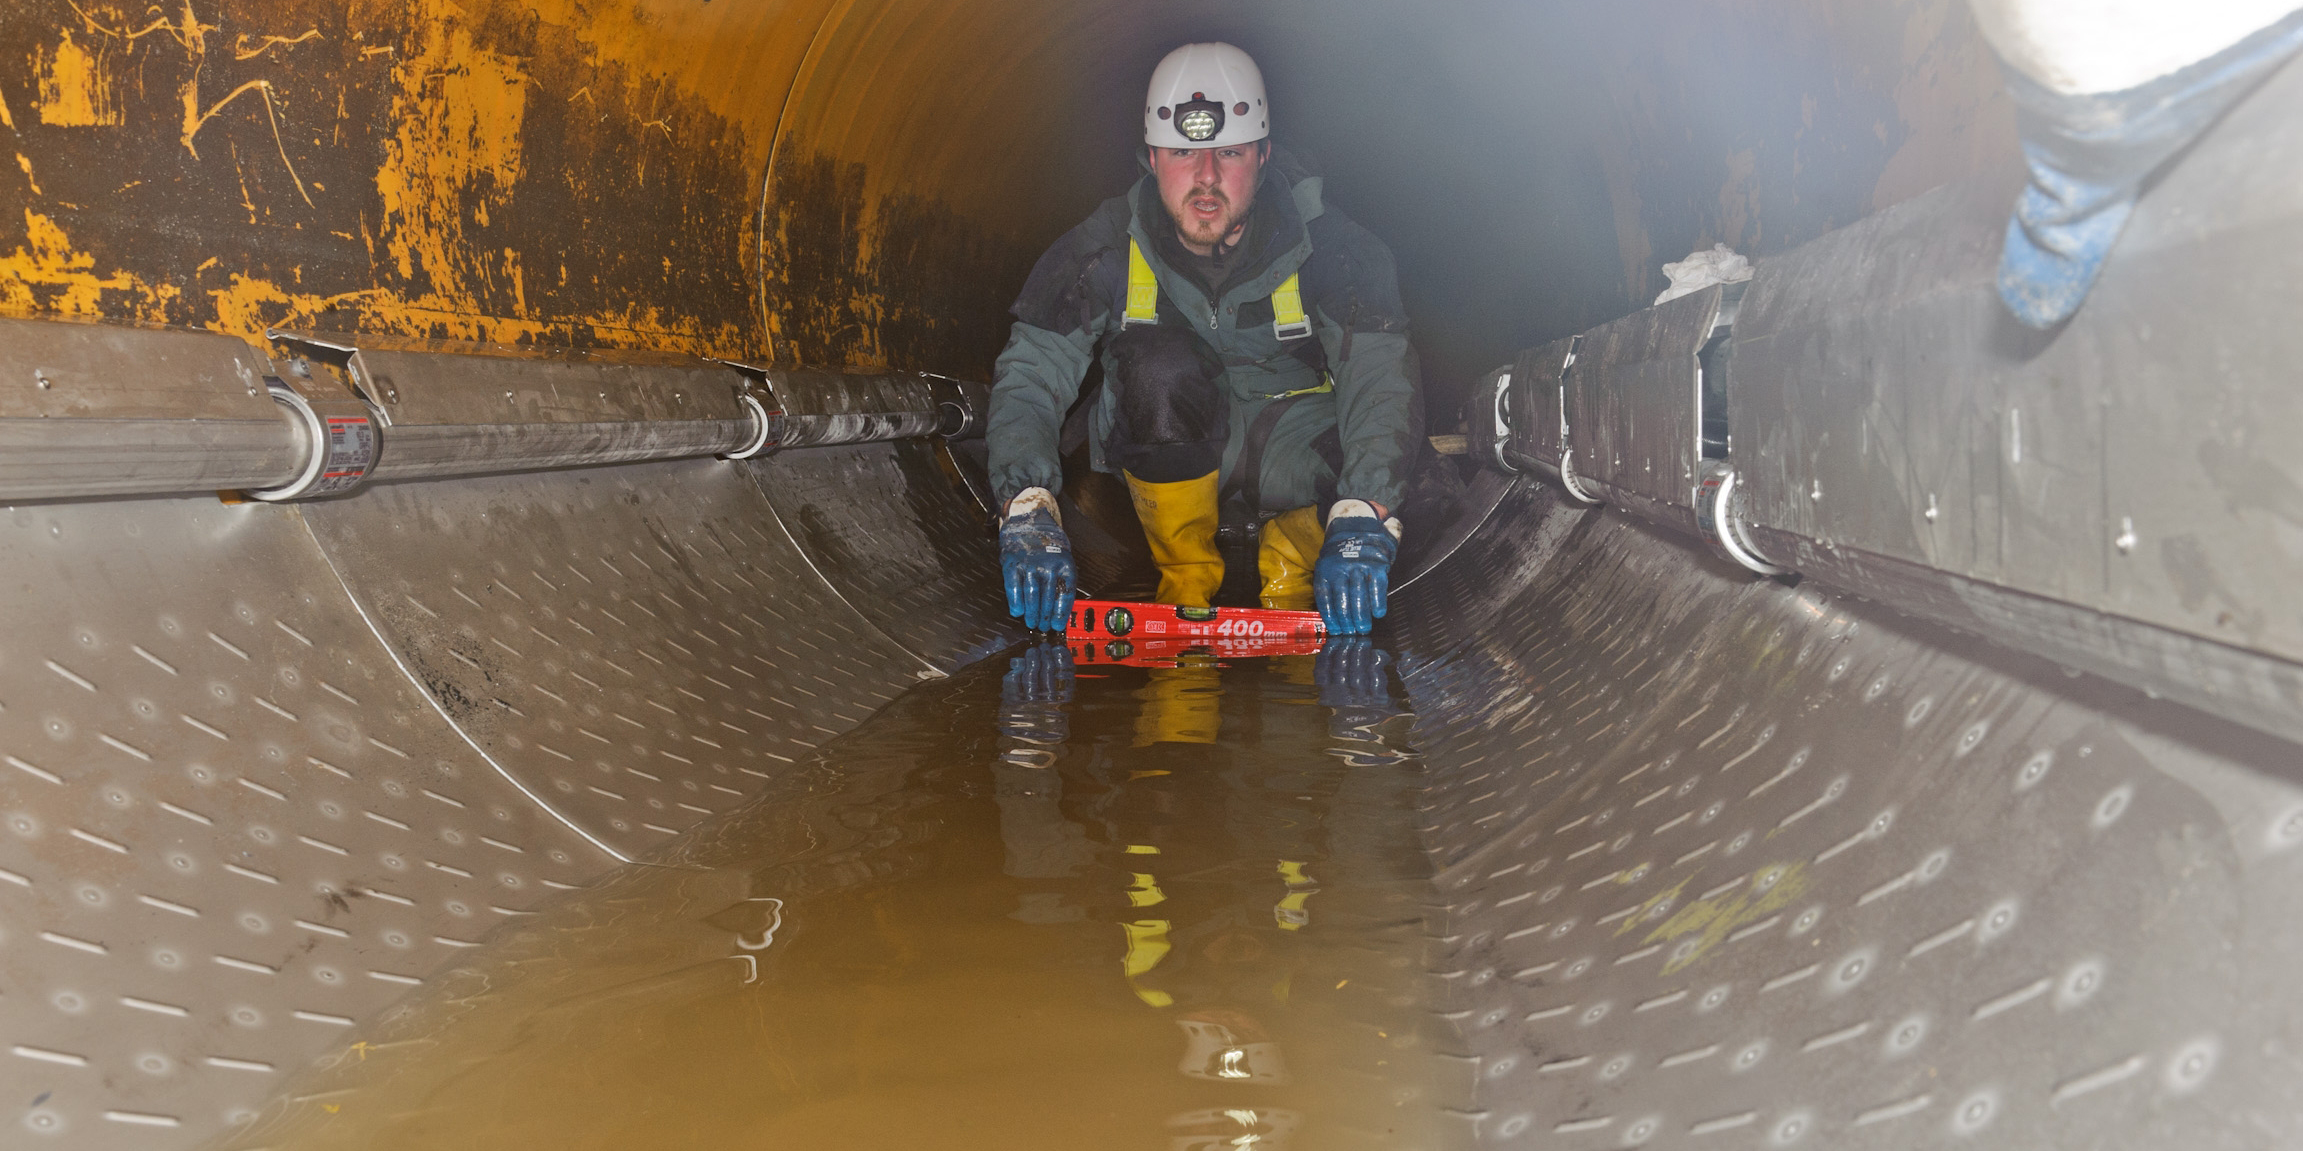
[986,151,1419,516]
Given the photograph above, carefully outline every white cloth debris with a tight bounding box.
[1655,243,1753,305]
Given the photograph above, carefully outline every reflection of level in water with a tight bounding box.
[1065,599,1328,667]
[1071,633,1327,668]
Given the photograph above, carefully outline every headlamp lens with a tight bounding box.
[1177,108,1219,141]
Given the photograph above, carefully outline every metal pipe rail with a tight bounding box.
[0,319,974,505]
[1474,59,2303,747]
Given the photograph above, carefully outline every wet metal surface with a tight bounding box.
[742,439,1025,674]
[216,647,1443,1150]
[1393,502,2303,1149]
[0,497,615,1148]
[297,459,938,861]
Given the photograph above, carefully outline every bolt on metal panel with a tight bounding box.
[1563,287,1718,531]
[295,459,932,861]
[740,439,1024,673]
[0,496,614,1148]
[1390,496,2303,1149]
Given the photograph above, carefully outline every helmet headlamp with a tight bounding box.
[1173,98,1224,143]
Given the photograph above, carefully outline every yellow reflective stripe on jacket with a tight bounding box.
[1124,237,1159,326]
[1123,236,1314,341]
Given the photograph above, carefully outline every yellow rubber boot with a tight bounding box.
[1257,506,1325,611]
[1124,471,1223,608]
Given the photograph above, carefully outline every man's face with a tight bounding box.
[1152,141,1266,255]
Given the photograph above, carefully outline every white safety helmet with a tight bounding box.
[1144,43,1269,149]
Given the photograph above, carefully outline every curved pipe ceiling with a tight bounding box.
[1,0,2015,414]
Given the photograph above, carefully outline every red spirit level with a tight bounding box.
[1066,600,1327,642]
[1064,600,1328,668]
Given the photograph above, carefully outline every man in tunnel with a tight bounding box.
[988,42,1422,638]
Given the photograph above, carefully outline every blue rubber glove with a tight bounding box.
[999,488,1077,633]
[1313,500,1399,636]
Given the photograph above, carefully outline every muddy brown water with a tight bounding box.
[225,643,1444,1150]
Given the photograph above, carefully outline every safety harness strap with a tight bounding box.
[1123,237,1314,341]
[1124,238,1160,327]
[1270,272,1312,340]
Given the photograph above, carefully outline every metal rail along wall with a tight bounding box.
[0,322,1017,1147]
[1410,55,2303,1148]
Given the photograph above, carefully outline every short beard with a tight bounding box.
[1169,187,1252,251]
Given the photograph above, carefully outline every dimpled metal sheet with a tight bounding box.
[1389,502,2303,1148]
[742,439,1024,672]
[0,497,614,1149]
[297,459,936,861]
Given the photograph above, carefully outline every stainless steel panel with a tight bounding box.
[742,439,1024,672]
[1392,498,2303,1149]
[0,317,274,421]
[365,419,751,482]
[0,319,302,499]
[1728,58,2303,672]
[1505,336,1576,474]
[1711,81,2303,748]
[2093,53,2303,676]
[722,363,943,448]
[297,459,934,860]
[1747,523,2303,749]
[0,496,613,1149]
[0,419,301,501]
[1563,288,1716,531]
[1726,173,2043,591]
[267,332,745,427]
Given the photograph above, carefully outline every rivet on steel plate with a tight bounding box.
[2114,516,2137,554]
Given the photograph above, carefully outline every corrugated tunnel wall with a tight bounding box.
[4,0,2303,1147]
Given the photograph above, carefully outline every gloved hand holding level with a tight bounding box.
[999,488,1077,632]
[1313,499,1400,636]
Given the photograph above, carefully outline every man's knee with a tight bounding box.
[1106,326,1227,480]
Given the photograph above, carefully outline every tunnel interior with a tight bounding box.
[6,1,2303,1149]
[0,0,2018,410]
